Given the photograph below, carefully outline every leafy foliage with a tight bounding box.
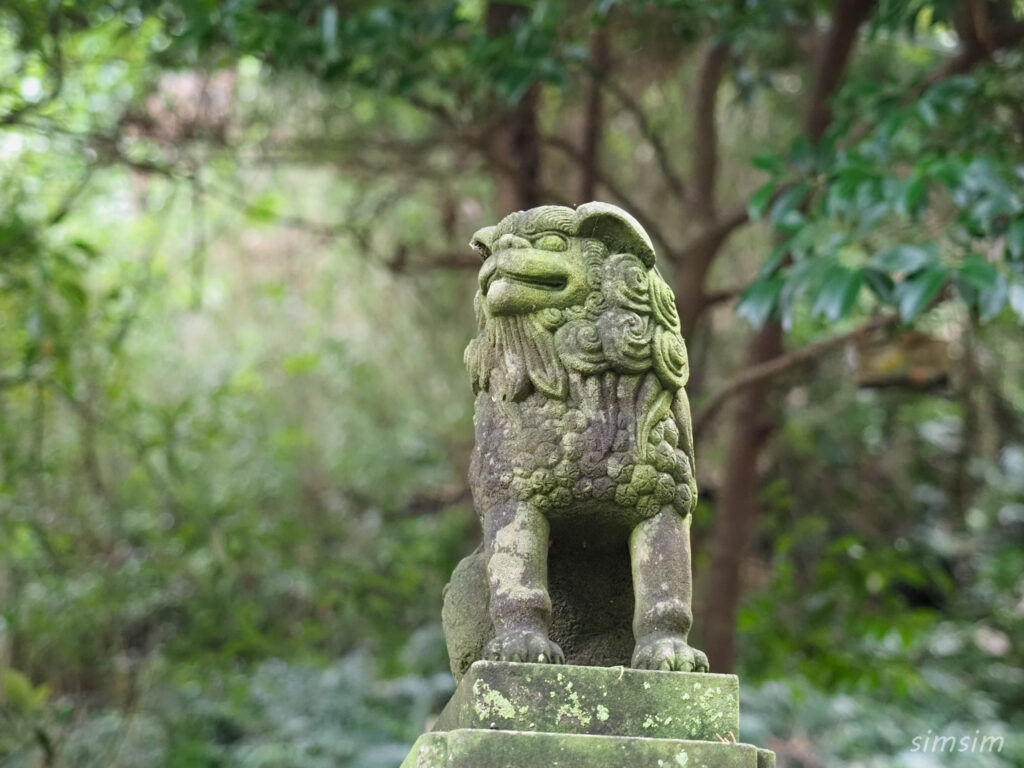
[740,64,1024,328]
[2,2,1024,767]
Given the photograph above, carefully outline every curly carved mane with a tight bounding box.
[464,238,689,404]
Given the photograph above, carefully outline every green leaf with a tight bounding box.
[1007,218,1024,260]
[896,266,947,321]
[752,150,781,173]
[769,183,810,229]
[864,268,896,305]
[244,192,282,223]
[1009,281,1024,323]
[978,279,1007,322]
[901,175,926,219]
[70,238,100,259]
[953,270,978,307]
[916,97,938,127]
[737,277,783,329]
[747,181,776,221]
[1,669,46,714]
[283,352,320,376]
[757,240,790,278]
[871,244,935,275]
[777,257,832,331]
[961,156,1011,197]
[958,254,999,292]
[789,135,813,173]
[811,265,864,322]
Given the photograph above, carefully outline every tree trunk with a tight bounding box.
[701,321,782,671]
[579,26,609,202]
[699,0,877,673]
[486,3,541,212]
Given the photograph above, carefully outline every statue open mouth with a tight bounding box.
[485,270,568,294]
[478,244,587,315]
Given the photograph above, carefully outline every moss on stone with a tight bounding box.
[434,661,739,742]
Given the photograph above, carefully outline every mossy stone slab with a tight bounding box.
[433,661,739,741]
[402,729,771,768]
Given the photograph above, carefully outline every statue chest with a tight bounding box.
[470,386,692,519]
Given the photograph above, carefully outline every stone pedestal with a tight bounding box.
[403,662,774,768]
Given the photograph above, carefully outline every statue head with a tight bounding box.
[465,202,688,403]
[470,203,655,317]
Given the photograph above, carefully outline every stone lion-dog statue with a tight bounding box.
[443,202,708,680]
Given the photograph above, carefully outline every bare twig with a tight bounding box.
[602,77,688,203]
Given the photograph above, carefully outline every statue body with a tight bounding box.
[443,203,708,680]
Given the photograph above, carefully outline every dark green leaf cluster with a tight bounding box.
[740,65,1024,328]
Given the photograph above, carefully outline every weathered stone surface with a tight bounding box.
[445,202,707,681]
[434,661,738,742]
[402,729,763,768]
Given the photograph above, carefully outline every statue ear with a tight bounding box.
[576,202,655,267]
[470,226,496,259]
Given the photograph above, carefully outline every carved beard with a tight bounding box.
[483,314,568,402]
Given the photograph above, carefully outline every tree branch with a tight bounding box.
[805,0,879,142]
[543,134,677,258]
[930,0,1024,83]
[602,76,688,203]
[677,203,751,268]
[387,249,481,273]
[691,41,730,219]
[693,313,896,441]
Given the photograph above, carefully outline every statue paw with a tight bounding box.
[485,630,565,664]
[632,634,709,672]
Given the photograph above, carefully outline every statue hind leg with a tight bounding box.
[442,547,492,680]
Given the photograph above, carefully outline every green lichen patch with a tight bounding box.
[472,679,518,721]
[433,661,739,741]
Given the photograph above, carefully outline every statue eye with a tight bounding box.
[533,233,568,252]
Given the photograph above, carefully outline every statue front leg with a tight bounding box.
[630,509,709,672]
[483,501,565,664]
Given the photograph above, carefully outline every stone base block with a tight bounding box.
[435,661,739,741]
[407,662,774,768]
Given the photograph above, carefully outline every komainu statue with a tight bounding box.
[443,202,709,681]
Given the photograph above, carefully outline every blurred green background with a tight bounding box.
[1,2,1023,766]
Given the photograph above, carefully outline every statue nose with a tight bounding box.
[494,234,531,251]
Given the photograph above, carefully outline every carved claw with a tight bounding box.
[485,630,565,664]
[632,634,709,673]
